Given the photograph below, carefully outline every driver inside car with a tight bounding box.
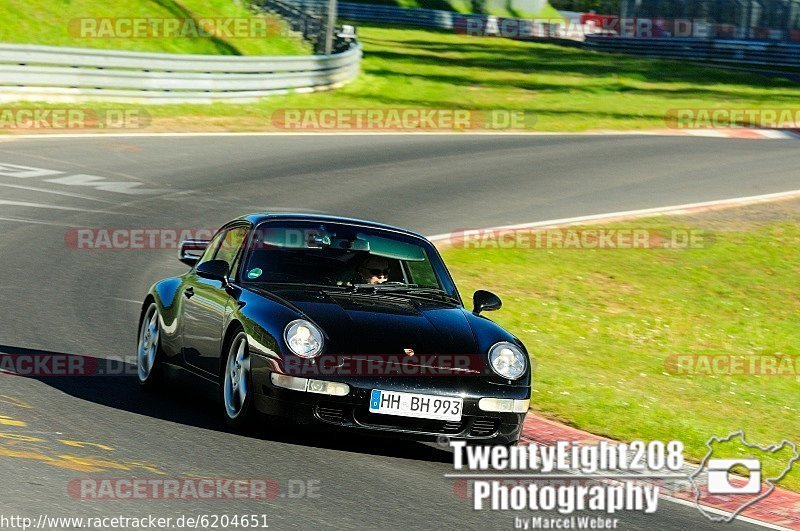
[357,256,391,285]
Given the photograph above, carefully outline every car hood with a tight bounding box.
[263,287,479,362]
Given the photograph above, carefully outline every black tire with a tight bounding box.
[220,330,254,429]
[137,303,163,389]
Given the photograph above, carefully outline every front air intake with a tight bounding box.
[469,418,500,437]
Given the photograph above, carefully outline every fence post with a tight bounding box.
[325,0,337,55]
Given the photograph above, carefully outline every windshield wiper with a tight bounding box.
[251,282,350,291]
[352,284,460,304]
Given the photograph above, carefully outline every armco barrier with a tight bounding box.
[284,1,800,71]
[284,0,458,30]
[289,1,576,39]
[338,2,456,29]
[256,0,354,54]
[0,42,362,104]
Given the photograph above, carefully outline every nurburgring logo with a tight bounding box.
[689,430,799,523]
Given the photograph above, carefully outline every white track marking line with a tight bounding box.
[0,150,178,185]
[0,132,621,139]
[428,188,800,242]
[0,199,114,213]
[0,199,141,217]
[0,183,115,203]
[0,130,794,140]
[0,216,83,227]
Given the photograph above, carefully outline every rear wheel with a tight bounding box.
[221,331,253,428]
[137,303,163,388]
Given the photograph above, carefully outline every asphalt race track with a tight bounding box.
[2,133,799,529]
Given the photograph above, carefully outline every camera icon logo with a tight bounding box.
[690,431,799,523]
[706,459,761,494]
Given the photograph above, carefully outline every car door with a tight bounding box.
[181,224,249,376]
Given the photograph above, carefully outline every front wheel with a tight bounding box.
[137,303,163,388]
[221,331,254,428]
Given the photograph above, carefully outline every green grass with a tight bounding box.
[0,0,309,55]
[4,24,800,132]
[440,204,800,492]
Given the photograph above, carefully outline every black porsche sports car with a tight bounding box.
[138,214,531,445]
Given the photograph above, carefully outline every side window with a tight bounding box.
[406,259,440,288]
[196,230,226,267]
[214,226,249,276]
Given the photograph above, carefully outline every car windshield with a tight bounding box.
[241,221,453,295]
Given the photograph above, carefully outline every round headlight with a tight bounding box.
[488,342,527,380]
[284,319,324,358]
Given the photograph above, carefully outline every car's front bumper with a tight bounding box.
[251,355,529,445]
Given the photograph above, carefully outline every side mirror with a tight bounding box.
[180,239,209,267]
[473,290,502,315]
[196,260,230,284]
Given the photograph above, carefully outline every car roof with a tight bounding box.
[233,213,430,242]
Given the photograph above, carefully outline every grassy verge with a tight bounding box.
[3,24,800,132]
[440,200,800,492]
[0,0,309,55]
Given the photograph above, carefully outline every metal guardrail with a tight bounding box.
[255,0,333,53]
[255,0,360,54]
[0,42,362,104]
[338,2,457,29]
[284,1,583,41]
[584,37,800,69]
[286,0,457,29]
[289,0,800,72]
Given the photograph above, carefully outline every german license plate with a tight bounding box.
[369,390,463,421]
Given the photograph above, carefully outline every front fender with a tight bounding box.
[464,310,531,387]
[222,288,301,376]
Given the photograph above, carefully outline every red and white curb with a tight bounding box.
[521,415,799,530]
